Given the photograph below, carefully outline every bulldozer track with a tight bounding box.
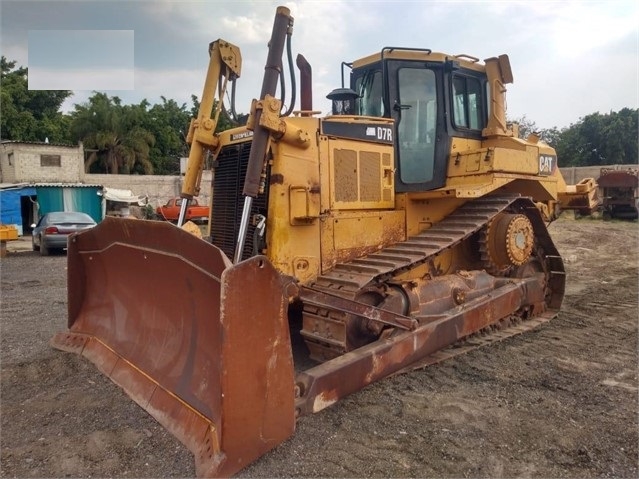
[302,195,565,358]
[312,195,520,293]
[394,311,556,376]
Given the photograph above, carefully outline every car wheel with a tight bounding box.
[32,237,39,251]
[40,236,50,256]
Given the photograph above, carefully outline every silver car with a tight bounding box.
[32,211,97,256]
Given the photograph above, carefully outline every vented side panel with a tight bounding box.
[331,145,392,209]
[359,151,381,202]
[334,149,358,203]
[211,141,269,261]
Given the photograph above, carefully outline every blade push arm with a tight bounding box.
[179,40,242,226]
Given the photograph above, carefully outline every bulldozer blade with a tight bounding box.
[51,217,295,477]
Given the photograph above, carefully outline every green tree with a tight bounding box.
[555,110,638,166]
[599,108,638,164]
[142,97,191,174]
[510,109,638,167]
[70,92,155,174]
[0,57,72,142]
[555,126,584,166]
[540,126,562,149]
[508,115,558,146]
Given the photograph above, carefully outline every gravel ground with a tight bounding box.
[1,215,637,478]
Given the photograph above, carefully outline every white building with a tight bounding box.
[0,140,84,183]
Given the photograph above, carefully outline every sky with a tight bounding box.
[1,0,637,130]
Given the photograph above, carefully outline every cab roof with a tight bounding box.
[352,48,488,73]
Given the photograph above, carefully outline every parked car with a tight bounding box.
[32,211,97,256]
[156,197,210,222]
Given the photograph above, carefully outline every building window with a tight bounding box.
[40,154,61,167]
[8,153,13,166]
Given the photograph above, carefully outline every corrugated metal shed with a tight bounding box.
[34,184,103,223]
[0,186,37,235]
[33,182,102,188]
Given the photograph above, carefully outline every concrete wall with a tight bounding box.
[0,142,84,183]
[85,170,212,207]
[559,164,637,184]
[0,147,16,183]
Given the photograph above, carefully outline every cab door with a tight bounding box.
[386,61,449,192]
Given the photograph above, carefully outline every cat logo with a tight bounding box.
[231,131,254,141]
[539,154,556,176]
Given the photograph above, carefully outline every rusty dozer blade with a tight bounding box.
[51,217,295,477]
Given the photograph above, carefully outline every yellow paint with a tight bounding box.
[265,117,322,281]
[320,210,405,273]
[242,52,576,285]
[0,225,18,241]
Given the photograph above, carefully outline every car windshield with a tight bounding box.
[47,212,95,224]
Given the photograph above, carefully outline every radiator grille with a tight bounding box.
[211,141,270,261]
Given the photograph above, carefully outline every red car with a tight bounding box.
[156,197,210,222]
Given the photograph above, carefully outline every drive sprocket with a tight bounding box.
[480,213,534,274]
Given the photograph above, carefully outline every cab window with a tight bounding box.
[452,75,483,130]
[356,70,384,117]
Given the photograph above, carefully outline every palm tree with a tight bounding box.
[71,93,155,174]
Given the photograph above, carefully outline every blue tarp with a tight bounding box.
[0,187,36,234]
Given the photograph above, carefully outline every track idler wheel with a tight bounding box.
[481,213,534,273]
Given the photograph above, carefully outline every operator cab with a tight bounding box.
[341,48,491,192]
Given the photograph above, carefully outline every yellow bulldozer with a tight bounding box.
[52,6,596,477]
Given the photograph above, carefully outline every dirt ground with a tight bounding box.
[1,215,637,478]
